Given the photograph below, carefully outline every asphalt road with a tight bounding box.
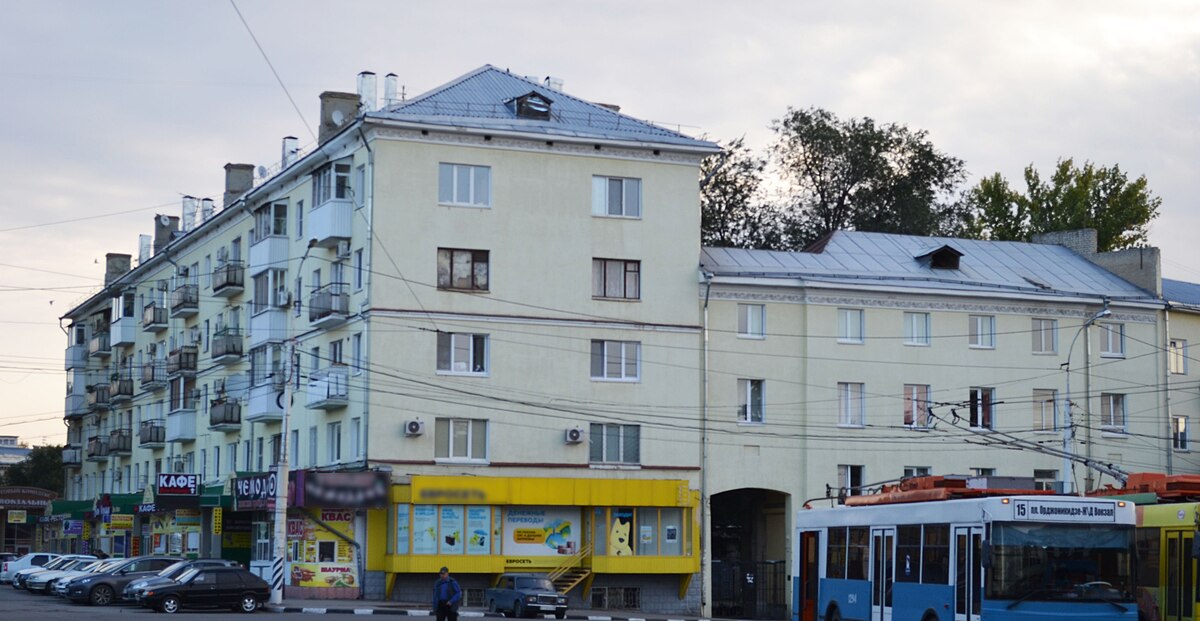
[0,581,308,619]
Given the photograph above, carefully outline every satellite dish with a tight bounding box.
[159,215,172,226]
[331,109,347,125]
[256,165,269,178]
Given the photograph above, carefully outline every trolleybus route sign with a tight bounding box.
[1012,499,1117,522]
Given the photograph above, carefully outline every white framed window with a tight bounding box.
[352,333,363,375]
[1031,318,1057,354]
[969,387,994,430]
[350,417,362,459]
[589,423,640,464]
[837,464,864,499]
[1174,416,1190,451]
[437,333,488,375]
[592,258,640,300]
[327,421,342,463]
[592,176,642,218]
[838,382,865,427]
[308,426,317,468]
[903,312,930,346]
[435,418,487,461]
[354,249,364,290]
[1100,393,1126,431]
[737,379,764,423]
[437,248,489,291]
[1099,322,1125,357]
[838,308,864,344]
[438,163,491,207]
[295,201,304,239]
[289,430,298,468]
[228,442,237,473]
[591,340,640,381]
[1033,469,1059,491]
[314,161,351,205]
[355,165,366,209]
[969,315,995,349]
[903,384,930,428]
[1170,339,1188,374]
[1032,389,1057,432]
[972,467,996,477]
[903,466,930,478]
[738,304,766,338]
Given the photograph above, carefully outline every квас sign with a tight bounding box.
[157,473,200,496]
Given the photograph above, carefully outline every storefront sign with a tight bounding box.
[233,473,277,511]
[175,508,201,526]
[82,522,91,539]
[94,494,112,523]
[131,535,141,556]
[63,520,83,536]
[212,508,223,535]
[503,507,580,556]
[292,471,389,508]
[157,473,201,495]
[136,503,158,514]
[1012,499,1117,523]
[8,510,27,523]
[0,486,57,510]
[110,513,134,530]
[290,563,357,588]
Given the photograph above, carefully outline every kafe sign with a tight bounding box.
[157,473,201,496]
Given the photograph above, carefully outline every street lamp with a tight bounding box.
[270,239,318,606]
[1060,302,1111,495]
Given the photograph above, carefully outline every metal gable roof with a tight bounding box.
[370,65,718,150]
[1164,278,1200,306]
[701,230,1156,300]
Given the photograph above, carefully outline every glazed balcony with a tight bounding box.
[248,306,286,348]
[86,384,111,412]
[142,302,168,332]
[308,283,349,329]
[209,399,242,431]
[248,235,288,277]
[212,261,245,298]
[141,361,167,391]
[167,345,198,377]
[310,197,353,248]
[108,428,132,454]
[111,378,135,404]
[62,448,82,466]
[167,388,199,443]
[111,315,137,347]
[211,328,243,364]
[170,283,199,318]
[65,343,87,370]
[139,420,166,448]
[65,394,87,419]
[66,424,83,447]
[88,332,111,359]
[86,436,110,461]
[307,365,349,410]
[246,381,285,423]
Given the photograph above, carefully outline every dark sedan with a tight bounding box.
[122,558,241,603]
[141,566,268,614]
[63,555,177,605]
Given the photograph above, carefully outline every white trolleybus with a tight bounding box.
[794,480,1137,621]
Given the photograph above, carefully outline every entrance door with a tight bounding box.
[871,527,895,621]
[798,531,820,621]
[1166,530,1195,621]
[953,526,984,621]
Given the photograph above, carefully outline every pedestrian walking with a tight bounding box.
[433,566,462,621]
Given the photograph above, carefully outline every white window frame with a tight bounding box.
[1099,322,1125,357]
[591,176,642,218]
[837,382,865,427]
[838,308,864,344]
[903,466,931,478]
[591,340,640,382]
[738,304,766,339]
[327,421,342,463]
[969,387,995,430]
[350,417,362,459]
[437,332,488,376]
[1031,318,1057,354]
[738,379,764,423]
[1170,338,1188,374]
[903,384,930,429]
[1174,416,1190,452]
[435,418,488,462]
[903,312,930,346]
[589,423,640,465]
[969,315,995,349]
[438,163,492,207]
[1032,388,1058,433]
[837,464,864,498]
[1100,393,1127,432]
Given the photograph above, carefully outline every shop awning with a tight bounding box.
[199,484,233,509]
[47,499,93,520]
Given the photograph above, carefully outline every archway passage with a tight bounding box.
[710,488,789,620]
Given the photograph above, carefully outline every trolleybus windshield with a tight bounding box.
[988,522,1135,604]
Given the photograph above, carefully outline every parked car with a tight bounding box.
[62,555,178,605]
[1,552,59,584]
[13,555,91,589]
[485,573,568,619]
[27,558,112,594]
[140,566,269,614]
[123,559,241,603]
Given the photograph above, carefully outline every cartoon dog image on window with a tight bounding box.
[609,517,633,556]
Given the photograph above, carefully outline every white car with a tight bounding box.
[12,555,94,589]
[1,552,58,584]
[25,558,109,594]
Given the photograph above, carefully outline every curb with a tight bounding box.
[262,608,710,620]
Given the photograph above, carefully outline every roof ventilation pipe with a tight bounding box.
[181,196,197,233]
[383,73,399,108]
[281,136,299,168]
[358,71,377,112]
[545,76,564,92]
[200,198,214,222]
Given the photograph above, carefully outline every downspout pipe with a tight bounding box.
[700,270,713,618]
[1164,303,1174,474]
[355,124,374,467]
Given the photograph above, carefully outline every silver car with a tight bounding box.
[27,558,112,594]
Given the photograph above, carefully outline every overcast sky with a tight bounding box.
[1,1,1196,446]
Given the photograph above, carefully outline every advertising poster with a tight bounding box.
[175,508,201,526]
[503,507,581,556]
[63,520,83,536]
[286,509,358,588]
[412,505,437,554]
[440,505,464,555]
[492,507,502,555]
[290,563,357,588]
[395,504,410,555]
[110,514,134,530]
[466,506,490,555]
[609,508,633,556]
[8,510,26,524]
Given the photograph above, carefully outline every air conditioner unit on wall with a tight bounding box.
[336,240,351,259]
[275,290,291,308]
[404,420,425,437]
[565,427,585,444]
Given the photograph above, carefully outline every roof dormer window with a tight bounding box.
[914,244,963,270]
[512,92,553,120]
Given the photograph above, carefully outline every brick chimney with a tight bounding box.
[318,91,361,144]
[104,253,132,285]
[153,215,180,256]
[1032,228,1161,296]
[224,163,255,208]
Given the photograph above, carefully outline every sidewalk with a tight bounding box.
[264,600,715,621]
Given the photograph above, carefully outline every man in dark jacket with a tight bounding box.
[433,566,462,621]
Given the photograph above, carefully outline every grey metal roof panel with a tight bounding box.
[371,65,718,150]
[1165,279,1200,306]
[700,231,1156,300]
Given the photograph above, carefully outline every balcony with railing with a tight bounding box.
[167,388,199,442]
[139,420,166,448]
[211,328,243,364]
[142,302,167,332]
[141,360,167,390]
[111,377,135,404]
[86,383,111,412]
[309,283,350,329]
[310,198,353,248]
[65,393,87,419]
[86,436,110,461]
[88,332,111,358]
[307,365,350,410]
[62,447,82,466]
[108,428,132,454]
[170,283,199,318]
[167,345,198,377]
[65,343,87,370]
[212,261,246,298]
[209,399,242,431]
[66,423,83,447]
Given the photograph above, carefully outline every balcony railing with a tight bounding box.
[111,378,135,403]
[142,302,168,332]
[66,425,83,447]
[86,436,110,461]
[167,346,198,376]
[62,448,82,466]
[139,421,166,447]
[65,394,87,419]
[108,428,132,453]
[307,365,350,410]
[212,261,245,298]
[88,332,111,358]
[211,328,243,364]
[209,400,242,431]
[309,283,350,328]
[170,283,199,318]
[86,384,111,411]
[141,361,168,390]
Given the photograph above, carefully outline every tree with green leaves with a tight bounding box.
[963,159,1160,251]
[1,445,64,495]
[700,137,781,249]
